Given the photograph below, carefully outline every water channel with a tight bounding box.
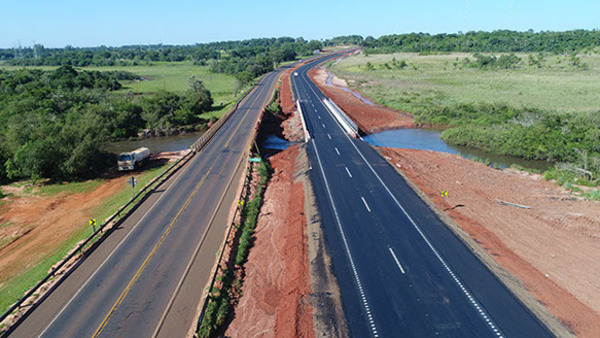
[363,128,552,171]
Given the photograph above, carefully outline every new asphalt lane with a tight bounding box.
[8,70,281,338]
[291,56,553,337]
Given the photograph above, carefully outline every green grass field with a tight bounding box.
[0,164,172,314]
[331,52,600,114]
[0,62,240,118]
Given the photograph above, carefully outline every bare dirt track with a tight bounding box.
[308,67,415,133]
[381,148,600,337]
[225,145,314,338]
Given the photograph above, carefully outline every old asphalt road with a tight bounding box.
[8,70,281,338]
[291,55,553,337]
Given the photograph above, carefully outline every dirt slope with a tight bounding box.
[308,67,415,133]
[225,145,314,338]
[382,148,600,337]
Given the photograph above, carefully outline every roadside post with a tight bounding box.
[89,218,97,233]
[441,190,448,208]
[127,176,138,200]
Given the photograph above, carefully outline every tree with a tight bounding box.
[186,76,213,113]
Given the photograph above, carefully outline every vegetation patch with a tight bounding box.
[332,52,600,186]
[0,66,214,183]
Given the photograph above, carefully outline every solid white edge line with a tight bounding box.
[301,63,504,338]
[297,67,379,337]
[388,247,406,274]
[361,196,371,212]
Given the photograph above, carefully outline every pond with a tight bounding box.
[363,128,552,171]
[104,131,205,154]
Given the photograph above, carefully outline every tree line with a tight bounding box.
[0,66,213,183]
[0,37,323,82]
[328,30,600,54]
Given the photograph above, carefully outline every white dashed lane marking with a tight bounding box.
[361,196,371,212]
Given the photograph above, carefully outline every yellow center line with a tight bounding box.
[223,88,263,149]
[93,75,274,337]
[92,162,216,338]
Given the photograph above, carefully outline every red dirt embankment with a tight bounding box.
[279,67,304,143]
[226,145,314,338]
[382,148,600,337]
[279,68,296,116]
[308,67,415,133]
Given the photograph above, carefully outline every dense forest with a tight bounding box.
[0,66,213,183]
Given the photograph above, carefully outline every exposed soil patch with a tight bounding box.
[381,148,600,337]
[225,145,314,338]
[0,152,186,287]
[279,67,304,143]
[0,179,122,286]
[308,67,415,134]
[279,68,296,115]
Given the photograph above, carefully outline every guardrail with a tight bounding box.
[194,74,280,335]
[0,82,257,328]
[296,100,311,143]
[322,97,359,138]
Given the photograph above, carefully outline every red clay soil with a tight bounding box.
[0,178,123,285]
[308,67,415,134]
[279,68,296,116]
[226,145,314,338]
[278,66,306,143]
[381,148,600,337]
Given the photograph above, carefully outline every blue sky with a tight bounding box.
[1,0,599,48]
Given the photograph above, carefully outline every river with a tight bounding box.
[363,128,552,171]
[104,131,205,154]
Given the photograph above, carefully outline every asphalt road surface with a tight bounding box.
[8,70,281,338]
[291,55,553,337]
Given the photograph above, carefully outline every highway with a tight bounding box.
[8,70,282,338]
[291,56,553,337]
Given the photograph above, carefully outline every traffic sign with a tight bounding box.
[89,219,96,226]
[249,157,262,163]
[441,190,448,197]
[127,176,138,188]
